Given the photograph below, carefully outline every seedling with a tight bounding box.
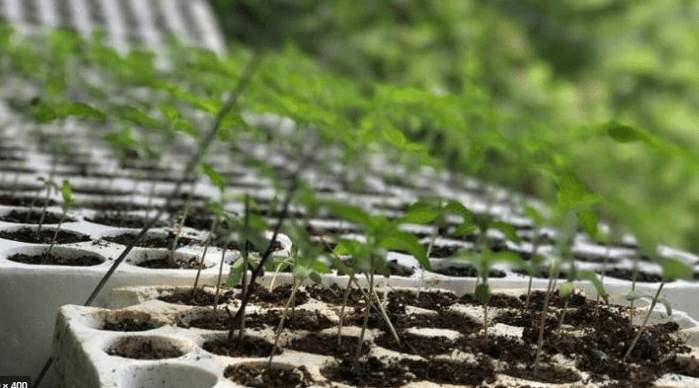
[454,246,532,339]
[47,179,77,255]
[623,257,692,361]
[325,201,429,362]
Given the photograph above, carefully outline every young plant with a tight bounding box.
[47,180,76,255]
[623,256,692,361]
[325,201,429,362]
[453,245,532,339]
[267,251,327,367]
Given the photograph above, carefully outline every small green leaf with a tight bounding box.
[401,203,441,224]
[325,202,371,227]
[559,280,574,299]
[224,258,245,287]
[60,180,74,205]
[491,221,521,243]
[577,209,598,240]
[201,163,226,193]
[557,172,601,208]
[309,271,322,284]
[606,122,649,144]
[293,265,312,280]
[119,105,163,128]
[159,102,180,122]
[445,201,474,222]
[522,205,545,227]
[380,231,430,270]
[30,98,59,123]
[61,102,105,121]
[475,283,491,305]
[578,269,608,302]
[491,251,531,275]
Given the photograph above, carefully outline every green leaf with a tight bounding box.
[491,221,521,243]
[660,258,693,281]
[325,202,371,227]
[30,98,59,123]
[60,180,74,206]
[119,105,163,128]
[491,251,531,275]
[522,205,545,227]
[224,258,245,287]
[559,280,574,299]
[475,283,491,305]
[61,102,105,121]
[401,203,441,224]
[309,271,322,284]
[293,265,312,280]
[201,163,226,193]
[625,290,652,302]
[445,201,474,222]
[158,102,180,122]
[577,209,598,240]
[557,172,601,209]
[380,231,430,270]
[605,122,650,144]
[333,239,363,257]
[578,269,608,302]
[217,126,233,142]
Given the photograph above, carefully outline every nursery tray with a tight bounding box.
[55,281,699,388]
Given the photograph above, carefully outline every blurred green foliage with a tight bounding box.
[210,0,699,253]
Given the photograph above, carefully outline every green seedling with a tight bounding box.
[325,201,429,363]
[623,257,693,361]
[47,180,77,255]
[521,204,550,308]
[453,247,532,339]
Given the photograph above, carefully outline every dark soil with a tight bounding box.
[103,231,204,249]
[225,364,314,388]
[86,213,167,228]
[432,264,506,278]
[203,336,281,358]
[289,335,370,359]
[596,268,663,283]
[101,318,158,332]
[152,283,695,387]
[0,195,56,207]
[0,210,68,224]
[71,185,132,196]
[214,238,285,254]
[7,251,103,266]
[136,254,209,269]
[80,201,151,211]
[247,285,310,307]
[159,288,236,306]
[0,227,90,244]
[106,337,184,359]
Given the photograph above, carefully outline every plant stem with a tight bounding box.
[356,268,374,364]
[533,264,560,375]
[238,194,250,343]
[191,217,219,295]
[623,282,665,361]
[337,272,356,345]
[227,177,298,344]
[268,278,301,367]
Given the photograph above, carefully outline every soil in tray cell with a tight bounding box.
[7,251,103,266]
[225,364,313,388]
[0,210,70,224]
[0,227,90,244]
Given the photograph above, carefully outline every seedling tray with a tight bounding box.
[55,281,699,388]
